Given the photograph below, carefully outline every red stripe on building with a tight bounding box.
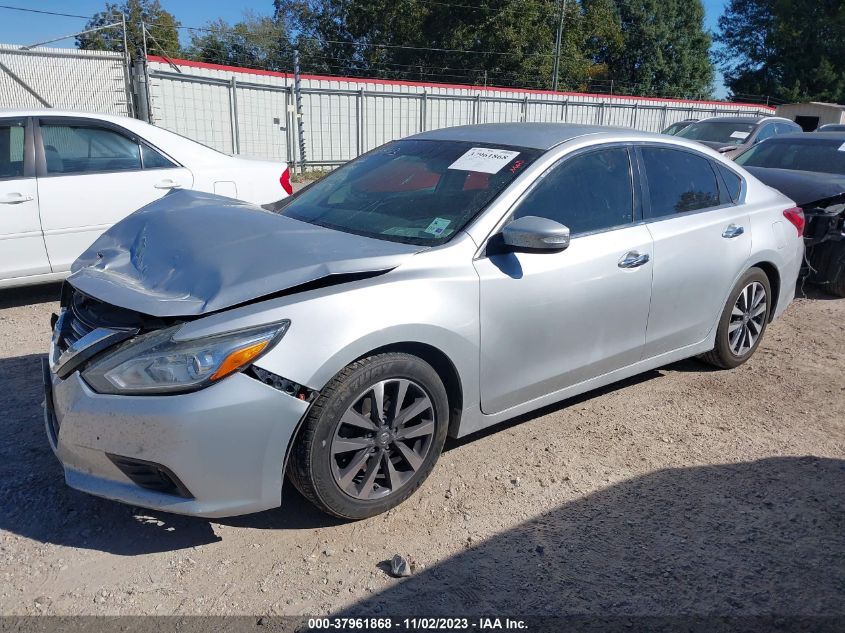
[146,55,775,111]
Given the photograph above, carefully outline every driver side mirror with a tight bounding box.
[500,215,571,252]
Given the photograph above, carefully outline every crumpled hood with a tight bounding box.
[69,190,424,317]
[745,167,845,207]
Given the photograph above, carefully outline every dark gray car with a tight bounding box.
[677,115,802,159]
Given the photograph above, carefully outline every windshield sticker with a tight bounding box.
[838,142,845,152]
[730,131,750,140]
[424,217,452,236]
[448,147,521,174]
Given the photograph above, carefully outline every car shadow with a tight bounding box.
[0,282,62,309]
[0,353,339,556]
[337,455,845,621]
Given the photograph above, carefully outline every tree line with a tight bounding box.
[77,0,845,103]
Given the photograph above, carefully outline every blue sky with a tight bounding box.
[0,0,730,97]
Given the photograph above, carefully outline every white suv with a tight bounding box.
[0,110,291,288]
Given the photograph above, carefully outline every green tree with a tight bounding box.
[585,0,714,98]
[187,12,293,71]
[77,0,180,61]
[275,0,622,90]
[715,0,845,103]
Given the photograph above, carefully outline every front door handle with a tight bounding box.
[618,251,650,269]
[154,179,182,190]
[722,224,745,238]
[0,193,34,204]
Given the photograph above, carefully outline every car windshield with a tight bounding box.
[677,121,756,145]
[735,138,845,176]
[264,140,541,245]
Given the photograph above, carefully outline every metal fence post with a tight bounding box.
[474,93,481,124]
[120,14,134,118]
[293,49,307,171]
[356,88,364,157]
[660,104,668,130]
[521,95,528,121]
[561,99,568,122]
[632,102,639,129]
[420,91,427,132]
[229,76,240,154]
[131,60,151,123]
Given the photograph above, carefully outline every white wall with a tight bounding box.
[147,57,775,164]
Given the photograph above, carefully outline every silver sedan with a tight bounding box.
[45,123,804,519]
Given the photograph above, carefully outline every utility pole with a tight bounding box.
[551,0,567,91]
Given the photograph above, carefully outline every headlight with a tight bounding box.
[82,320,290,395]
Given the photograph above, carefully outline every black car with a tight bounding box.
[735,132,845,296]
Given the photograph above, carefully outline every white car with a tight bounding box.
[0,110,292,288]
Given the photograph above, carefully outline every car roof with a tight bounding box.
[408,122,654,150]
[766,131,845,141]
[0,108,236,166]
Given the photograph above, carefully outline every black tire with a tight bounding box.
[809,241,845,298]
[288,353,449,519]
[701,267,772,369]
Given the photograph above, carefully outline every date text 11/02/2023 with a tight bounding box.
[306,617,529,630]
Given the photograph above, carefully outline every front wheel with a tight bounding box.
[701,267,772,369]
[288,353,449,519]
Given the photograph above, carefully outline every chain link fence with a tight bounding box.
[0,44,131,116]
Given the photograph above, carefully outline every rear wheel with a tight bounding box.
[701,268,771,369]
[288,353,449,519]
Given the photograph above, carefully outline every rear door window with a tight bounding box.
[0,121,26,179]
[513,147,634,235]
[640,147,722,218]
[716,164,742,202]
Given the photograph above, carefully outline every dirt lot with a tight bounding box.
[0,283,843,618]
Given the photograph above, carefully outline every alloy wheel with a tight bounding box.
[729,281,767,356]
[330,378,436,500]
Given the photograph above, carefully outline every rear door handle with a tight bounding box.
[154,179,182,190]
[0,193,34,204]
[618,251,650,269]
[722,224,745,238]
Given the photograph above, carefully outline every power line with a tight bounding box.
[0,4,91,19]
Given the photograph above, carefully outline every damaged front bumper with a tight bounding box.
[44,365,309,518]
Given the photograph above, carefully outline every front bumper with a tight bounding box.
[44,366,309,518]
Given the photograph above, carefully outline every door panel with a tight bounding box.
[475,225,653,414]
[636,144,752,357]
[643,207,751,356]
[0,118,49,281]
[37,168,191,272]
[35,119,192,272]
[0,178,48,280]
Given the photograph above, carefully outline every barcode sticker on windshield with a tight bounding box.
[448,147,521,174]
[730,131,750,140]
[424,217,451,236]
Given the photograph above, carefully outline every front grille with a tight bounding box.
[58,290,144,354]
[107,454,193,498]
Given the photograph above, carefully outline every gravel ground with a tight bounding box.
[0,282,842,618]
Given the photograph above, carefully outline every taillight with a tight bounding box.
[280,166,293,195]
[783,207,804,236]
